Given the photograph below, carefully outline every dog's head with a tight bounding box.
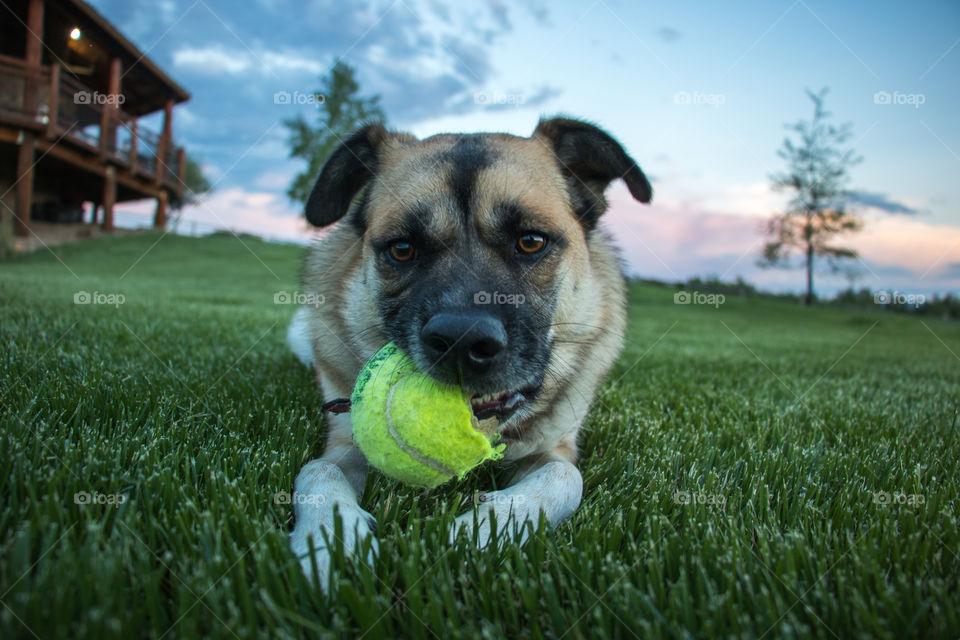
[306,117,651,423]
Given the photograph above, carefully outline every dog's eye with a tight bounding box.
[517,233,547,255]
[388,241,415,263]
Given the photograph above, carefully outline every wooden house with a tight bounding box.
[0,0,190,251]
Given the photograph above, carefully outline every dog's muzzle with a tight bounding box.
[420,311,506,377]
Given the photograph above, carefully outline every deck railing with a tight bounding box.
[0,54,185,194]
[0,54,50,125]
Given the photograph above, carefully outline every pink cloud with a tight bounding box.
[850,215,960,278]
[113,181,958,295]
[115,188,316,243]
[603,183,960,294]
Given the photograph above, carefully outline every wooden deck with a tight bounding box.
[0,53,186,197]
[1,0,191,246]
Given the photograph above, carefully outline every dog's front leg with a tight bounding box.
[452,445,583,547]
[289,422,377,589]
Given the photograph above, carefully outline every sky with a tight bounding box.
[94,0,960,296]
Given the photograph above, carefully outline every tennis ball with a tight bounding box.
[350,342,505,488]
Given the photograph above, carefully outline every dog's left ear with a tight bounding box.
[534,117,652,228]
[305,123,416,228]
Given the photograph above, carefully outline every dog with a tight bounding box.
[288,117,652,587]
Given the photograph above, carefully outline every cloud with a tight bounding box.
[111,178,958,298]
[448,85,561,113]
[602,185,763,281]
[942,262,960,278]
[172,45,325,76]
[429,0,452,23]
[345,1,561,123]
[848,191,918,215]
[520,0,551,27]
[173,45,251,74]
[114,187,311,242]
[848,215,960,277]
[177,188,310,241]
[253,170,296,191]
[486,0,512,33]
[520,85,562,106]
[656,27,682,43]
[87,0,191,44]
[441,36,494,83]
[294,1,539,122]
[367,68,470,122]
[601,183,960,294]
[260,51,327,75]
[711,182,784,218]
[107,0,559,129]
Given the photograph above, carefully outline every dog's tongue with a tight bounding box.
[470,391,524,421]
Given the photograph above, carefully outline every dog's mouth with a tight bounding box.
[469,385,538,422]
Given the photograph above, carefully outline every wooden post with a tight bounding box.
[155,98,174,185]
[153,190,168,228]
[176,147,186,190]
[100,57,121,158]
[129,119,139,173]
[25,0,44,61]
[102,167,116,231]
[14,133,36,237]
[46,62,59,137]
[24,0,44,118]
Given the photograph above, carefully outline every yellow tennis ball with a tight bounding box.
[350,342,505,488]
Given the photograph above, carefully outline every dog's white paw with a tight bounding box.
[286,307,315,368]
[450,488,534,548]
[450,461,583,548]
[290,503,378,590]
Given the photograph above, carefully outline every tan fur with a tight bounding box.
[299,132,627,466]
[290,120,649,586]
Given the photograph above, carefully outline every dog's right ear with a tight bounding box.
[304,123,401,228]
[534,117,652,229]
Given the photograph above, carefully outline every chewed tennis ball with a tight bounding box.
[350,342,505,488]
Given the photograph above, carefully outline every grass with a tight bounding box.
[1,231,957,639]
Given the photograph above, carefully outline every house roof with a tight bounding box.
[57,0,190,115]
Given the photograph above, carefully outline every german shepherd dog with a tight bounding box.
[288,117,652,587]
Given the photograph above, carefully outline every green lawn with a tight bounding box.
[1,231,957,639]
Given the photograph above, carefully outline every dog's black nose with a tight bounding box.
[420,312,507,374]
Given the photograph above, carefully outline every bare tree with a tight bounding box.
[761,88,863,305]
